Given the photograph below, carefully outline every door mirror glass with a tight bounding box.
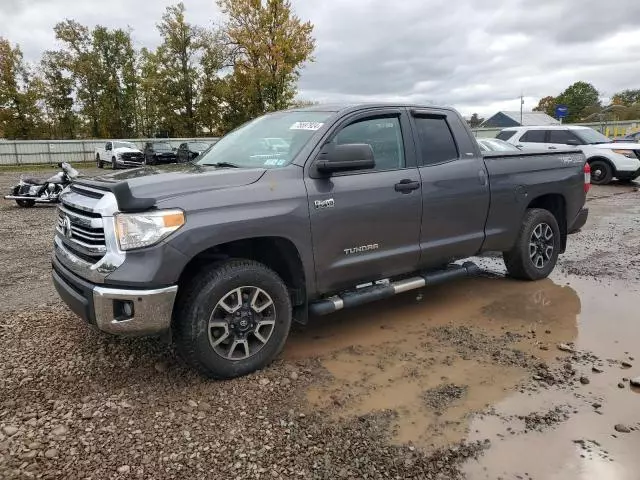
[316,143,376,174]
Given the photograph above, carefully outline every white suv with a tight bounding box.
[498,125,640,185]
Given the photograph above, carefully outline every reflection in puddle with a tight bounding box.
[286,277,581,447]
[285,274,640,479]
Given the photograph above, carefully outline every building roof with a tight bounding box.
[481,111,560,128]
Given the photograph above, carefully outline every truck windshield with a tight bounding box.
[114,141,137,149]
[197,111,333,169]
[152,142,172,151]
[573,129,612,145]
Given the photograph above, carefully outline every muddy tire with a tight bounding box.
[112,157,117,170]
[96,154,103,168]
[589,159,613,185]
[173,259,292,379]
[503,208,561,281]
[16,199,36,208]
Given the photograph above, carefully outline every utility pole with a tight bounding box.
[520,94,524,125]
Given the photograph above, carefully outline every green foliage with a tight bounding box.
[533,96,556,117]
[0,38,45,139]
[611,89,640,107]
[555,81,600,123]
[217,0,315,130]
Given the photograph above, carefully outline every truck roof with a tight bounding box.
[289,103,459,115]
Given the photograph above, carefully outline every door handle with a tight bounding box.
[548,146,557,150]
[395,179,420,193]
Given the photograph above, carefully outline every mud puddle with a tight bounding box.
[284,273,640,478]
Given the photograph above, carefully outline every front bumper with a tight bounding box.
[116,158,145,168]
[53,258,177,336]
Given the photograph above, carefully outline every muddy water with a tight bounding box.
[284,273,640,478]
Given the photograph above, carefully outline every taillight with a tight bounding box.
[584,162,591,193]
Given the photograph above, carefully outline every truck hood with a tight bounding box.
[114,147,142,154]
[591,142,640,150]
[77,163,267,206]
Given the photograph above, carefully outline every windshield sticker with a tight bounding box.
[290,121,324,131]
[262,158,286,166]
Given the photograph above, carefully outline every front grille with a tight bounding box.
[121,152,143,162]
[56,190,107,262]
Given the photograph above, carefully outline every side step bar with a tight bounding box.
[309,261,480,316]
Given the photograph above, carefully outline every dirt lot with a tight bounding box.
[1,166,639,479]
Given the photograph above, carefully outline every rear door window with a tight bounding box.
[549,130,579,144]
[413,117,459,166]
[519,130,547,143]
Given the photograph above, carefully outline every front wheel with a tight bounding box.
[16,199,36,208]
[112,157,117,170]
[173,259,292,379]
[503,208,561,281]
[589,159,613,185]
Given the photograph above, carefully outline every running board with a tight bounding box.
[309,262,481,316]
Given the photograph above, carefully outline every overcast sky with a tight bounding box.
[2,0,640,118]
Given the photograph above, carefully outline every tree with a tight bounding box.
[0,37,44,139]
[611,89,640,107]
[217,0,315,129]
[468,113,484,128]
[533,95,556,117]
[40,51,76,138]
[556,81,600,123]
[155,2,204,136]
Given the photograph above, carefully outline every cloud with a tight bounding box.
[3,0,640,117]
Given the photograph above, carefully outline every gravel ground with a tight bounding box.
[1,167,639,479]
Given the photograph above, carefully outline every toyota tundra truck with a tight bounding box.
[52,104,589,379]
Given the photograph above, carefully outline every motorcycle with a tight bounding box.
[4,162,79,208]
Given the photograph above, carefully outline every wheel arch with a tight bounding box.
[177,236,308,323]
[526,193,567,252]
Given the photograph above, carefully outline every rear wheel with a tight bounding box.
[96,154,103,168]
[16,199,35,208]
[112,157,117,170]
[589,159,613,185]
[173,259,292,379]
[503,208,561,280]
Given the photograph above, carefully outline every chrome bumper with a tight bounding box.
[93,284,178,335]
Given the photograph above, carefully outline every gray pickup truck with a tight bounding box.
[52,104,589,378]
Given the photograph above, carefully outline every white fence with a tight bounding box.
[0,138,219,166]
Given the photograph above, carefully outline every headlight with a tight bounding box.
[114,209,185,251]
[611,149,636,158]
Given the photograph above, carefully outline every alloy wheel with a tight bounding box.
[208,286,276,360]
[529,223,554,268]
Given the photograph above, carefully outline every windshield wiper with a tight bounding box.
[200,162,241,168]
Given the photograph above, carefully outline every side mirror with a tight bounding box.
[315,143,376,174]
[566,139,580,146]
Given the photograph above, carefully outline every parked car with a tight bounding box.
[95,141,144,169]
[477,138,521,152]
[176,141,212,162]
[498,125,640,185]
[52,104,589,379]
[613,131,640,143]
[143,141,177,165]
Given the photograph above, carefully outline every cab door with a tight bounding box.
[304,108,423,293]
